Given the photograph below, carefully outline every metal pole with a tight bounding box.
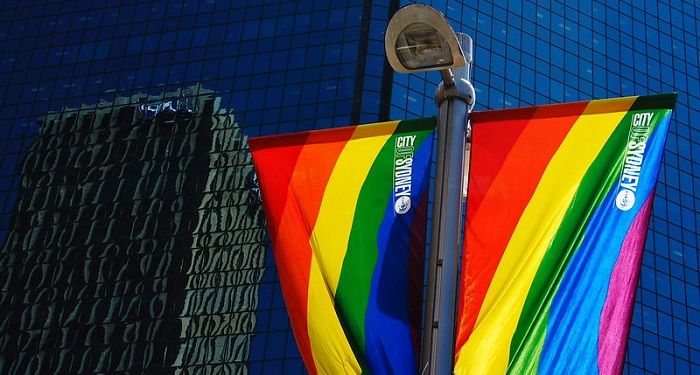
[421,33,475,375]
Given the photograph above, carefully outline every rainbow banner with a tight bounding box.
[454,94,676,374]
[249,118,435,374]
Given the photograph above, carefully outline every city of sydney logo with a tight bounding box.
[615,112,654,211]
[394,135,416,215]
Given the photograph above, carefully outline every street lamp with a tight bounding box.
[385,4,467,74]
[385,4,475,375]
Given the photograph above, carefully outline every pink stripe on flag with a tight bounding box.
[598,193,654,375]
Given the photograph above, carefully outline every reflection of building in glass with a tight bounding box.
[0,88,265,373]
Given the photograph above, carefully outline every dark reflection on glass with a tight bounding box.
[0,87,265,374]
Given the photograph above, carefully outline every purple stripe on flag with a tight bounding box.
[598,193,654,375]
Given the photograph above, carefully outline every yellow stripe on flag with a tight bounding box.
[306,121,399,373]
[454,97,634,374]
[307,257,361,374]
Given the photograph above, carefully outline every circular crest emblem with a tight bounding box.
[394,196,411,214]
[615,189,635,211]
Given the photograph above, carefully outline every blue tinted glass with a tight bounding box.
[0,0,698,373]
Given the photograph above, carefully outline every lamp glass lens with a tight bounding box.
[395,22,453,70]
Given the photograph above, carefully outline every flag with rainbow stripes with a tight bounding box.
[454,93,676,375]
[249,118,435,374]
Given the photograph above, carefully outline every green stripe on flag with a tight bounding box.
[335,118,433,373]
[507,104,665,374]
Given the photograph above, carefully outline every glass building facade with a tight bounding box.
[0,0,696,373]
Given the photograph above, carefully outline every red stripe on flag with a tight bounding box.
[250,133,315,372]
[249,127,355,373]
[455,102,588,358]
[467,107,536,215]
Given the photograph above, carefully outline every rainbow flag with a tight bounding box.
[249,118,435,374]
[454,94,676,374]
